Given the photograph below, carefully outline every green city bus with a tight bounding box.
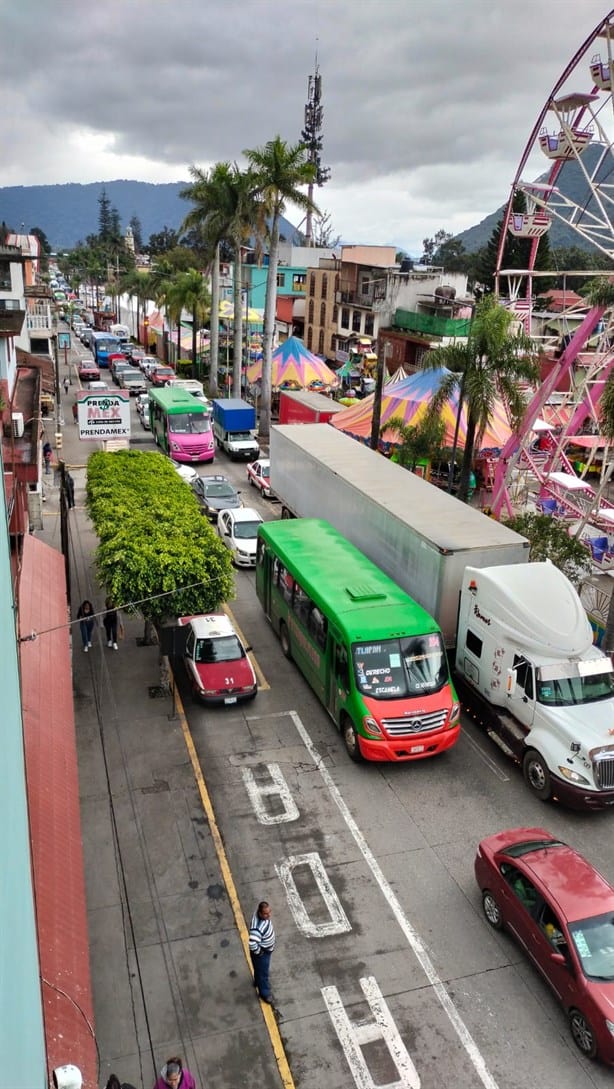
[148,386,214,463]
[256,518,459,762]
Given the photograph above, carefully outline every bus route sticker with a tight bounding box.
[77,391,131,441]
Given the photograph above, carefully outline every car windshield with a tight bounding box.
[569,912,614,981]
[233,521,261,540]
[352,633,448,699]
[536,669,614,706]
[169,413,211,434]
[205,482,236,499]
[195,635,244,664]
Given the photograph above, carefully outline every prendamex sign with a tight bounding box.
[77,392,131,441]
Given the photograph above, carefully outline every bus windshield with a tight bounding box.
[352,633,448,699]
[168,413,211,434]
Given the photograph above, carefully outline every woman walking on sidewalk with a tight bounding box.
[103,597,121,650]
[77,600,95,651]
[153,1057,196,1089]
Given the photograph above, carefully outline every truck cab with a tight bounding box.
[456,562,614,809]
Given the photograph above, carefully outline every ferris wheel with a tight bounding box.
[491,9,614,520]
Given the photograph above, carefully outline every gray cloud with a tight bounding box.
[0,0,610,251]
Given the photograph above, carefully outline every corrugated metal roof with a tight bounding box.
[18,535,97,1086]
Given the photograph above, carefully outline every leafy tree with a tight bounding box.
[86,450,234,643]
[129,214,143,253]
[244,136,318,438]
[118,268,154,345]
[385,411,446,470]
[166,269,211,373]
[503,513,591,587]
[422,229,452,264]
[147,226,180,256]
[422,295,539,501]
[30,226,51,254]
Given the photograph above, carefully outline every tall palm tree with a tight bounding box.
[244,137,318,438]
[422,296,539,501]
[149,259,177,362]
[166,269,211,375]
[181,163,261,397]
[117,268,154,345]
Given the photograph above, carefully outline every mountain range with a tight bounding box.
[0,180,303,251]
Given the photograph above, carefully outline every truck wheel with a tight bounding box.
[523,749,552,801]
[279,622,291,659]
[342,716,363,763]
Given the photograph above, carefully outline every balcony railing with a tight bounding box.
[26,305,55,332]
[0,298,26,334]
[337,288,386,308]
[393,308,472,337]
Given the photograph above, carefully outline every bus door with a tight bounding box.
[328,627,350,723]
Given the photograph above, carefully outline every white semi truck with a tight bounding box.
[270,424,614,807]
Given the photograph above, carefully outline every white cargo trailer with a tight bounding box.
[270,424,529,647]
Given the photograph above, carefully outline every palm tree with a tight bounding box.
[117,268,154,345]
[244,137,318,438]
[148,259,177,362]
[181,163,261,397]
[166,269,211,375]
[385,411,446,472]
[422,296,539,501]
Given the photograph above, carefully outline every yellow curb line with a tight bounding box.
[222,602,270,691]
[173,675,293,1088]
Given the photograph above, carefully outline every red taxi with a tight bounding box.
[178,613,257,705]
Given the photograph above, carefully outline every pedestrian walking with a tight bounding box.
[103,597,121,650]
[64,471,75,509]
[152,1057,196,1089]
[63,376,70,395]
[249,900,276,1004]
[43,441,52,474]
[76,600,95,652]
[105,1075,137,1089]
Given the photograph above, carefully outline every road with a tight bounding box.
[78,359,614,1088]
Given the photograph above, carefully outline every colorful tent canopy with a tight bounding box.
[246,336,340,391]
[219,299,263,324]
[330,366,512,454]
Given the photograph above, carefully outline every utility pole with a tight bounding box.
[302,50,330,246]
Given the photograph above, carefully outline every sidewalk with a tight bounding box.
[39,353,280,1089]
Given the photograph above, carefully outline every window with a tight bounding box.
[308,607,328,650]
[365,314,374,336]
[309,273,316,296]
[277,273,285,288]
[501,865,538,912]
[352,311,362,333]
[333,304,339,324]
[293,582,311,627]
[306,326,313,350]
[513,655,534,700]
[292,273,306,293]
[466,629,482,658]
[0,261,11,290]
[318,330,324,355]
[308,299,314,324]
[335,642,349,687]
[321,274,328,298]
[334,274,339,293]
[360,277,370,296]
[341,307,350,330]
[320,302,326,326]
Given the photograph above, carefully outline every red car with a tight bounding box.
[178,613,257,704]
[150,366,175,387]
[246,458,272,497]
[475,827,614,1064]
[78,359,100,381]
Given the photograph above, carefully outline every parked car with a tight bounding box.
[136,392,149,417]
[171,460,199,484]
[150,365,175,387]
[117,368,147,395]
[475,826,614,1064]
[178,613,257,705]
[217,507,263,567]
[192,475,241,520]
[87,380,109,392]
[246,458,272,497]
[78,359,100,381]
[128,349,146,367]
[111,362,135,385]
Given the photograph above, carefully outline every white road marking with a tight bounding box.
[275,852,352,938]
[242,763,300,824]
[322,975,421,1089]
[275,709,501,1089]
[461,730,511,782]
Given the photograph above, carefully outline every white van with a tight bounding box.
[110,323,130,343]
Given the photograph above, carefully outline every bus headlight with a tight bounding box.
[449,702,460,726]
[362,716,382,736]
[170,441,180,451]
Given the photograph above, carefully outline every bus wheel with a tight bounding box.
[279,622,292,659]
[342,717,363,763]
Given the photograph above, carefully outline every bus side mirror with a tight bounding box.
[506,669,517,697]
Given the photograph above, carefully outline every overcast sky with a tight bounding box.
[1,0,610,253]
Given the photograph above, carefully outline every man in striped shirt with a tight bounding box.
[249,901,276,1003]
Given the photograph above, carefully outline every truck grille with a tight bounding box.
[381,710,448,736]
[594,754,614,790]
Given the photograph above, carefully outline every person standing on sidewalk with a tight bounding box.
[152,1057,196,1089]
[77,600,95,652]
[103,597,121,650]
[64,471,75,509]
[249,900,276,1003]
[63,376,70,395]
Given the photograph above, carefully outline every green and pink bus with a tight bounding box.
[256,518,460,762]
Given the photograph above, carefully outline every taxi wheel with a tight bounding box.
[279,622,292,660]
[523,749,552,801]
[569,1009,598,1059]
